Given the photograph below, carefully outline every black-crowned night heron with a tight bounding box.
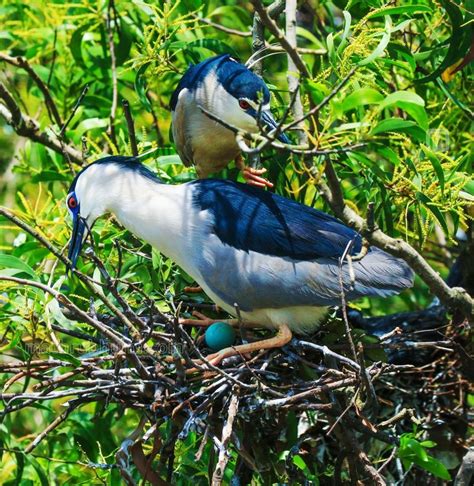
[67,156,414,365]
[170,54,290,188]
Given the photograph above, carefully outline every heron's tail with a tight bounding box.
[342,247,414,301]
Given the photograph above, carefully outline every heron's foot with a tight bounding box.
[242,166,273,188]
[179,310,222,328]
[183,285,203,293]
[193,323,292,368]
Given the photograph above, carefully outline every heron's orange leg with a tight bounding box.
[183,286,203,293]
[195,323,292,367]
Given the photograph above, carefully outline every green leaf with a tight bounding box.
[304,79,330,105]
[74,117,109,136]
[134,63,152,112]
[337,11,352,54]
[367,5,431,19]
[421,145,445,192]
[370,118,425,142]
[70,24,90,68]
[183,38,239,59]
[416,192,449,234]
[417,0,469,83]
[377,91,428,130]
[31,171,70,182]
[14,451,25,485]
[341,88,384,112]
[359,16,391,66]
[292,455,307,470]
[378,91,425,109]
[0,254,37,279]
[370,118,416,135]
[28,457,49,486]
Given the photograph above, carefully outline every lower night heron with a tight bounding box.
[67,156,414,365]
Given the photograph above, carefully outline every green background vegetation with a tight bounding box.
[0,0,472,484]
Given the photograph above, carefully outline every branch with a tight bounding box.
[265,44,326,55]
[106,0,119,149]
[319,158,474,317]
[251,0,310,78]
[285,0,307,146]
[251,0,285,75]
[0,53,62,127]
[0,85,82,164]
[122,99,139,156]
[284,66,357,132]
[211,390,239,485]
[0,276,127,348]
[455,449,474,486]
[193,14,251,37]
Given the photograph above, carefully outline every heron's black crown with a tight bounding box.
[170,54,270,110]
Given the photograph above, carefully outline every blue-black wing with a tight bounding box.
[192,179,362,260]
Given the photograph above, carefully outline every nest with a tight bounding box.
[1,297,471,484]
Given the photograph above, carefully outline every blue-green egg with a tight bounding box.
[205,322,236,351]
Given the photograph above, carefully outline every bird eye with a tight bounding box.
[68,196,77,209]
[239,99,250,110]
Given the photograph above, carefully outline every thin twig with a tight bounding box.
[106,0,119,149]
[122,99,139,156]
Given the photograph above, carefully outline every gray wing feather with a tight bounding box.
[199,236,413,311]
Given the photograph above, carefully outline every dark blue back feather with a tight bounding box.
[170,54,270,110]
[192,179,362,260]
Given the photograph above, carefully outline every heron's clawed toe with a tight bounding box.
[242,167,274,188]
[179,310,216,327]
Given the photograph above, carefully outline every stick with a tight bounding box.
[122,99,139,156]
[211,390,240,485]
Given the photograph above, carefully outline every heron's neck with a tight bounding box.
[108,176,197,267]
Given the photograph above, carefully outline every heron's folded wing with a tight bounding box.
[193,179,363,260]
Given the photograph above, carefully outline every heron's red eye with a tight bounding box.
[239,99,250,110]
[68,196,77,209]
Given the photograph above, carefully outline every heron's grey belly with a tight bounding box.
[194,235,334,330]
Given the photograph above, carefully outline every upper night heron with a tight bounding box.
[67,156,414,365]
[170,54,290,188]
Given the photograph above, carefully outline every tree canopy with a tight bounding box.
[0,0,472,484]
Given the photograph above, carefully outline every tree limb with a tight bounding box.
[0,86,82,163]
[0,53,62,127]
[250,0,310,78]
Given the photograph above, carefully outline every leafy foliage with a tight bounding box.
[0,0,472,484]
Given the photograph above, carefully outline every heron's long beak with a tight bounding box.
[260,110,291,144]
[67,214,87,272]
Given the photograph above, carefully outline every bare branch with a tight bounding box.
[285,0,307,145]
[211,390,239,485]
[251,0,310,78]
[193,14,251,37]
[0,53,62,126]
[106,0,119,149]
[251,0,285,75]
[59,84,89,138]
[0,99,82,164]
